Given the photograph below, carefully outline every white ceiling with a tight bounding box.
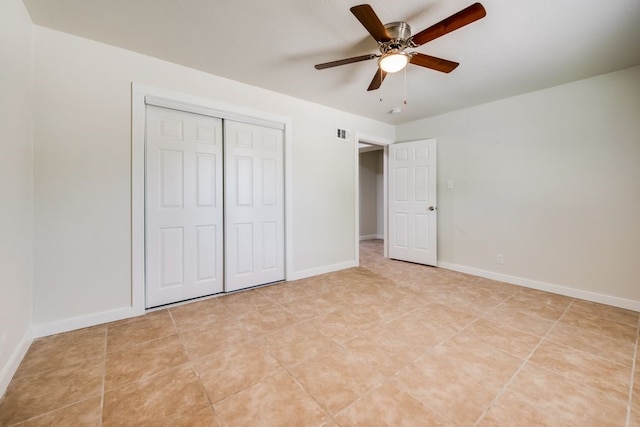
[23,0,640,125]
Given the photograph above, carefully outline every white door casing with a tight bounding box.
[224,120,285,291]
[388,139,437,266]
[145,106,224,307]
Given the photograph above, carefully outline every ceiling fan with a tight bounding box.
[314,3,486,91]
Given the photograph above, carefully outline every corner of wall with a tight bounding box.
[0,328,33,399]
[0,0,36,400]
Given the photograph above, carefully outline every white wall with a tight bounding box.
[0,0,34,395]
[397,66,640,307]
[32,26,395,326]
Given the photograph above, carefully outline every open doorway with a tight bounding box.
[353,134,393,265]
[357,140,388,266]
[359,143,384,241]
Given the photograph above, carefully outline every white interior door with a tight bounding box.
[224,120,285,292]
[145,105,224,307]
[388,139,437,265]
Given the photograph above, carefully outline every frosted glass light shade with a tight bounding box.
[379,53,409,73]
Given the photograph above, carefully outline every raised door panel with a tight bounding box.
[261,221,278,270]
[235,156,254,207]
[160,150,184,208]
[196,153,216,207]
[160,227,184,287]
[394,213,409,248]
[195,225,217,282]
[234,223,254,275]
[394,167,409,202]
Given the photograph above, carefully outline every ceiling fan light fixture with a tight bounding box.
[379,52,409,73]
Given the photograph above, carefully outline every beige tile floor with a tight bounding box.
[1,239,639,426]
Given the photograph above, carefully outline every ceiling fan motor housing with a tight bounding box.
[381,22,412,53]
[385,22,411,40]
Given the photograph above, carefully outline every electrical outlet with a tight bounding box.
[496,254,504,264]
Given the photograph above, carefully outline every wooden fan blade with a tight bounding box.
[314,54,377,70]
[367,68,387,91]
[350,4,391,42]
[410,53,459,73]
[410,2,486,46]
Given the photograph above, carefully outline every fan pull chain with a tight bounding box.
[379,71,384,103]
[403,66,408,105]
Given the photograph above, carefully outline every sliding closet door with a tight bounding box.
[146,105,224,307]
[224,120,285,292]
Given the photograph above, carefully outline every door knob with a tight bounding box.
[428,206,436,211]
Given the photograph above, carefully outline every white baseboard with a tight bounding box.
[288,260,358,281]
[32,306,143,339]
[359,235,383,241]
[0,328,33,399]
[438,261,640,312]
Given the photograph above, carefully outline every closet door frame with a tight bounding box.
[131,83,293,314]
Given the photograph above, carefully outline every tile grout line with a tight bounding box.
[207,368,287,420]
[1,328,110,426]
[385,366,461,426]
[99,326,108,427]
[380,293,514,426]
[425,287,515,354]
[421,299,510,424]
[283,364,339,426]
[166,308,216,411]
[366,263,522,424]
[625,319,639,427]
[472,298,576,426]
[169,303,308,421]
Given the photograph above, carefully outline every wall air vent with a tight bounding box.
[336,128,352,140]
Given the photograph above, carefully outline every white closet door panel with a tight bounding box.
[146,105,224,307]
[225,120,284,292]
